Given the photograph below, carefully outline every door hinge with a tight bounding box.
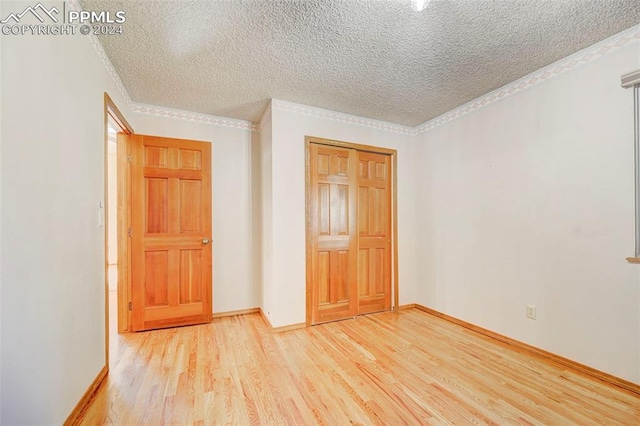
[128,302,132,310]
[128,228,132,237]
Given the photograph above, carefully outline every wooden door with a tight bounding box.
[129,134,212,331]
[357,152,392,314]
[308,144,358,324]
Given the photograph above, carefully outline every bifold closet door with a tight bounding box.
[308,144,358,324]
[309,143,392,325]
[357,152,391,314]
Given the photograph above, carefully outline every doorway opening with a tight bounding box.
[104,93,133,365]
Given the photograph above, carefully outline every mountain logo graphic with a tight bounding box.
[1,3,60,24]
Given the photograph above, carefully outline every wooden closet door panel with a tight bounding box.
[309,144,358,324]
[357,151,391,314]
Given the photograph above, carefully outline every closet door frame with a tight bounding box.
[305,135,399,326]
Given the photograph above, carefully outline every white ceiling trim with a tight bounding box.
[130,103,254,130]
[414,23,640,135]
[71,0,254,131]
[69,0,132,109]
[79,0,640,137]
[271,99,415,135]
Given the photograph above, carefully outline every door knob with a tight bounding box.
[202,238,210,245]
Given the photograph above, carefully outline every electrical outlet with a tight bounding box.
[526,304,537,320]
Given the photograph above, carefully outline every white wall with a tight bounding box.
[415,43,640,383]
[107,140,117,266]
[107,147,117,291]
[258,108,273,319]
[263,101,418,327]
[0,4,132,422]
[250,126,262,316]
[132,114,259,314]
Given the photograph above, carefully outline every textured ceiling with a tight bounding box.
[80,0,640,127]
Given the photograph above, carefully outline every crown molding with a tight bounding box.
[271,99,416,135]
[69,0,133,109]
[80,0,640,137]
[74,0,253,131]
[130,103,254,130]
[414,23,640,135]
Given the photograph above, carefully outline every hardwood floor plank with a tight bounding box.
[78,307,640,425]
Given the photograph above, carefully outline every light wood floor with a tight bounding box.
[80,304,640,425]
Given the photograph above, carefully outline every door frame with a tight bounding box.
[104,93,134,363]
[304,135,399,326]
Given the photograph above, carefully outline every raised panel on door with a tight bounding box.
[357,151,391,315]
[309,144,358,324]
[130,134,212,331]
[179,249,203,303]
[144,250,169,306]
